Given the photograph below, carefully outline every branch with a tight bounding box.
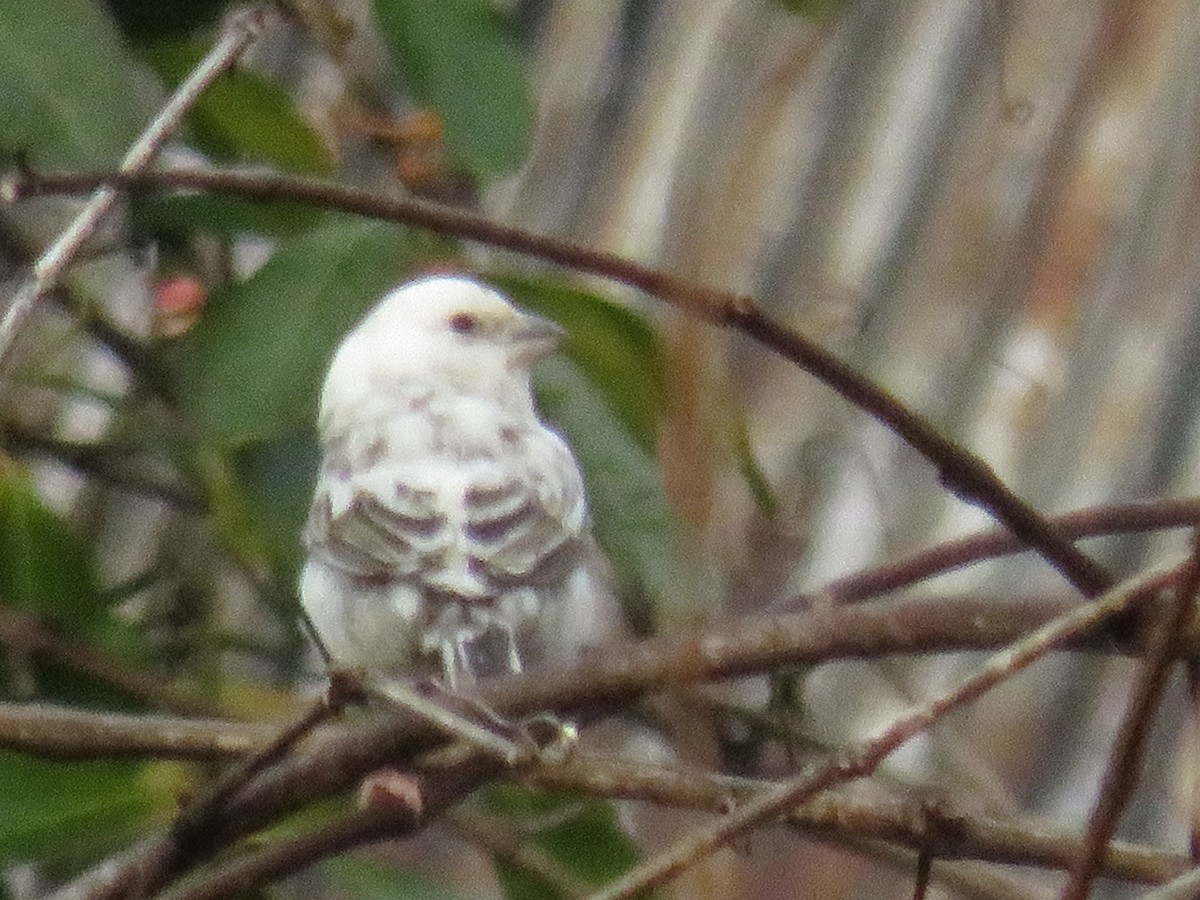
[11,587,1198,763]
[0,8,268,370]
[817,495,1200,605]
[522,753,1188,885]
[4,165,1111,599]
[589,564,1175,899]
[0,605,221,719]
[3,425,204,511]
[0,701,272,759]
[1063,531,1200,899]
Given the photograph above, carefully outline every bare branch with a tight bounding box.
[0,605,220,718]
[817,496,1200,605]
[1062,531,1200,899]
[0,701,271,759]
[588,565,1175,899]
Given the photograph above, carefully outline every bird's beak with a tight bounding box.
[510,312,566,366]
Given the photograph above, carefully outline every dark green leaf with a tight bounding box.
[133,191,320,238]
[495,274,662,453]
[533,356,681,623]
[231,426,321,577]
[103,0,227,42]
[0,751,162,865]
[373,0,534,178]
[174,215,411,446]
[0,0,150,166]
[485,785,641,896]
[141,38,333,175]
[0,461,105,632]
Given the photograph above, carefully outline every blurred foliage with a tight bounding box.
[0,0,150,166]
[140,39,334,176]
[102,0,228,42]
[372,0,535,180]
[484,785,644,898]
[0,751,176,867]
[173,215,408,447]
[0,462,105,632]
[320,856,470,900]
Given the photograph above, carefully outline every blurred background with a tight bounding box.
[1,0,1198,897]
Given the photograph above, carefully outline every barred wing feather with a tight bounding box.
[305,430,587,597]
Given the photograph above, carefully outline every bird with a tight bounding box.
[300,274,612,687]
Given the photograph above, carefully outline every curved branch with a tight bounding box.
[7,166,1110,598]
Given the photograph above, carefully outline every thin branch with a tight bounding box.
[5,165,1111,599]
[151,749,502,900]
[448,806,592,899]
[0,701,272,759]
[10,589,1196,764]
[0,605,221,718]
[1061,531,1200,899]
[0,6,268,370]
[1141,864,1200,900]
[817,496,1200,605]
[521,753,1188,885]
[588,565,1175,899]
[36,569,1170,900]
[3,425,204,511]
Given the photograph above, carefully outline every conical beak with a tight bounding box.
[509,312,566,366]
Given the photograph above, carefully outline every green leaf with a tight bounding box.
[104,0,228,42]
[141,38,333,175]
[0,751,164,865]
[133,191,321,239]
[231,426,321,577]
[0,461,105,632]
[373,0,534,178]
[494,275,663,453]
[321,856,469,900]
[533,356,681,627]
[485,786,642,896]
[174,215,411,446]
[0,0,150,166]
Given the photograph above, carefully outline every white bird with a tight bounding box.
[300,275,612,686]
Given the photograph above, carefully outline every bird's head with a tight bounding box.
[318,276,565,434]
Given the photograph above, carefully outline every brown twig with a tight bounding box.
[588,565,1173,899]
[0,605,219,718]
[5,165,1112,599]
[817,496,1200,605]
[448,806,592,899]
[521,753,1188,885]
[153,750,502,900]
[1061,531,1200,899]
[0,701,273,759]
[3,426,204,511]
[7,589,1191,764]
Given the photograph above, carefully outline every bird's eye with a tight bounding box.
[447,311,479,334]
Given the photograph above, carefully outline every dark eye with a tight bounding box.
[447,311,479,334]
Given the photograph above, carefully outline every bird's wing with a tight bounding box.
[462,429,588,588]
[304,427,588,592]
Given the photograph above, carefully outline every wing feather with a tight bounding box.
[304,422,587,597]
